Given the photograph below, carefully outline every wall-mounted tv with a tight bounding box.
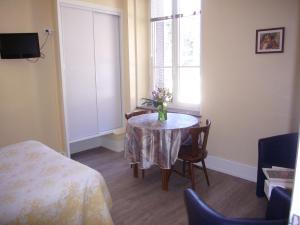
[0,33,40,59]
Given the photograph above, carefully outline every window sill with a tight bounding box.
[136,105,201,118]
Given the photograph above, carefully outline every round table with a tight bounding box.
[124,112,199,190]
[127,112,199,130]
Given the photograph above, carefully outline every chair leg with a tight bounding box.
[161,169,172,191]
[131,164,145,178]
[182,160,186,176]
[189,162,196,190]
[133,163,138,178]
[201,159,210,186]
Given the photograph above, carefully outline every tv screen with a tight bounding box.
[0,33,40,59]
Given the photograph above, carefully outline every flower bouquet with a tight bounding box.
[142,88,173,121]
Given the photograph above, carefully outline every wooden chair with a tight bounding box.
[125,109,150,178]
[178,119,211,190]
[125,109,150,120]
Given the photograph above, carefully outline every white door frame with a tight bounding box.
[56,0,124,157]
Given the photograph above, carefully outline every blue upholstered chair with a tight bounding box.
[256,133,298,197]
[184,187,291,225]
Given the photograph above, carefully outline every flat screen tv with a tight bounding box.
[0,33,40,59]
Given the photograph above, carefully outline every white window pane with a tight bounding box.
[154,68,173,92]
[178,68,201,105]
[179,15,200,66]
[150,0,202,108]
[178,0,201,14]
[151,0,172,18]
[152,20,172,67]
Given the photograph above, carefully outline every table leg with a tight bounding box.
[161,169,172,191]
[133,163,138,178]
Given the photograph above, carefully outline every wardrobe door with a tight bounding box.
[94,12,122,132]
[61,6,98,141]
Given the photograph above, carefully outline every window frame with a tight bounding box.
[149,0,202,111]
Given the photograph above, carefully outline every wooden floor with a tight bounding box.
[72,148,267,225]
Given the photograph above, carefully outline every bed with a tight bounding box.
[0,140,113,225]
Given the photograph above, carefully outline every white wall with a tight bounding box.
[291,1,300,131]
[201,0,299,166]
[0,0,65,153]
[136,0,150,103]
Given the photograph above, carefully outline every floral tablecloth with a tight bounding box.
[124,113,199,169]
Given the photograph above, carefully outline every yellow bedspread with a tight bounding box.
[0,140,113,225]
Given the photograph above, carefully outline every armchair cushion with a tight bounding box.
[184,188,288,225]
[265,187,292,220]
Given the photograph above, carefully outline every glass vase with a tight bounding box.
[157,102,168,122]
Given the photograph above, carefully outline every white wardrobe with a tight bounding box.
[60,3,123,144]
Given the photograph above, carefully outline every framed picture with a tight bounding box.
[255,27,285,54]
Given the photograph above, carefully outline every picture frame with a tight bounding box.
[255,27,285,54]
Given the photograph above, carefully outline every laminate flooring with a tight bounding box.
[72,148,267,225]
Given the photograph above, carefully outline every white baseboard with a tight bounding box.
[70,136,103,154]
[101,134,124,152]
[70,135,257,182]
[200,155,257,182]
[70,134,124,154]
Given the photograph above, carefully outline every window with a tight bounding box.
[151,0,201,110]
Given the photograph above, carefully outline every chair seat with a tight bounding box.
[184,188,289,225]
[178,145,208,163]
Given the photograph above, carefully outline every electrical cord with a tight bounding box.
[40,32,49,50]
[26,31,50,63]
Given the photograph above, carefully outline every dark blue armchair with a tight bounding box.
[256,133,298,197]
[184,187,291,225]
